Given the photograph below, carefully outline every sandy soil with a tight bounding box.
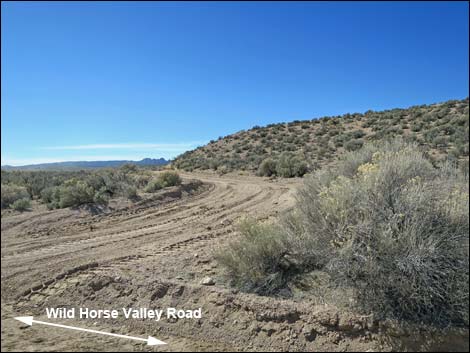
[1,173,467,352]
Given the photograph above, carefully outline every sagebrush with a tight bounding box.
[1,184,30,209]
[215,219,289,294]
[217,140,469,327]
[145,171,181,193]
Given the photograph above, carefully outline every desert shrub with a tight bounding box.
[145,178,163,193]
[132,173,152,188]
[56,179,95,208]
[258,158,277,177]
[10,198,31,211]
[120,163,138,174]
[219,140,469,327]
[209,159,220,171]
[344,138,364,151]
[411,121,424,132]
[215,218,289,294]
[350,130,366,139]
[40,186,56,204]
[145,171,182,192]
[157,171,181,187]
[276,152,308,178]
[1,184,30,209]
[217,165,229,175]
[41,177,113,209]
[121,184,138,200]
[293,160,308,177]
[93,187,111,205]
[296,141,469,326]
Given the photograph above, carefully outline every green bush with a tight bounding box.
[344,138,364,151]
[145,179,163,193]
[350,130,366,139]
[1,184,30,209]
[93,187,111,205]
[40,187,56,204]
[40,178,99,209]
[57,179,95,208]
[257,158,277,177]
[157,171,182,187]
[145,171,182,193]
[10,198,31,211]
[276,152,308,178]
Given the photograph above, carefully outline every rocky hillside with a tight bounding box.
[173,98,469,175]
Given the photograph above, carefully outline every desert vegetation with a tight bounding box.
[0,184,31,210]
[174,98,469,176]
[257,153,308,178]
[144,171,182,193]
[1,165,182,211]
[217,139,469,328]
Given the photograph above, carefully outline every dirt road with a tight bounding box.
[3,173,463,352]
[1,173,307,351]
[2,173,296,301]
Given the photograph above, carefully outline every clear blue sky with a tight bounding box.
[1,1,468,165]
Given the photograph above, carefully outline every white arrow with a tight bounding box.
[14,316,166,346]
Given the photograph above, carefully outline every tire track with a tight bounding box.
[2,173,298,306]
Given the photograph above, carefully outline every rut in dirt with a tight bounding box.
[1,173,298,303]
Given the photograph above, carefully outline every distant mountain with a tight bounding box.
[1,158,169,171]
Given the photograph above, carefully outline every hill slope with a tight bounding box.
[173,98,469,174]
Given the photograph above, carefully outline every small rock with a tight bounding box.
[220,219,231,226]
[200,277,215,286]
[353,323,363,331]
[302,327,317,342]
[167,316,178,323]
[262,323,277,337]
[250,323,261,333]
